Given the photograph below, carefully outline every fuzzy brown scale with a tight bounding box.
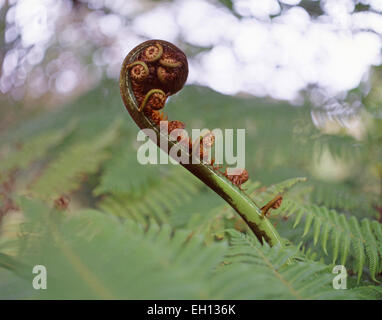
[149,110,168,125]
[167,120,185,133]
[193,143,209,163]
[54,195,71,211]
[148,91,167,110]
[131,81,145,106]
[167,120,186,142]
[224,168,249,188]
[201,132,215,147]
[261,195,283,217]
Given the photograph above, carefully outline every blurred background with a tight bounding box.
[0,0,382,299]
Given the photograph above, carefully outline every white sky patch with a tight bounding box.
[322,0,355,16]
[26,46,45,66]
[200,45,243,94]
[233,19,269,63]
[14,1,49,46]
[269,66,306,100]
[280,0,301,5]
[363,0,382,12]
[175,0,238,47]
[12,0,67,47]
[312,30,381,93]
[278,5,311,27]
[2,49,18,76]
[234,0,280,19]
[99,14,122,37]
[178,2,382,100]
[2,0,382,102]
[352,11,382,35]
[132,5,178,42]
[55,70,78,94]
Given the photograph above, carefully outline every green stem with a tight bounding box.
[119,40,284,247]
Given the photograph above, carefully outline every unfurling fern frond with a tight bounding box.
[277,200,382,283]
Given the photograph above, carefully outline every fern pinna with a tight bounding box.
[283,202,382,283]
[0,197,379,299]
[252,178,382,283]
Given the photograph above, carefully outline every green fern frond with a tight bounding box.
[278,200,382,283]
[311,182,377,218]
[98,168,201,225]
[1,198,227,299]
[5,197,378,300]
[261,177,307,195]
[315,134,362,160]
[29,121,121,199]
[350,285,382,300]
[1,82,381,300]
[251,177,307,208]
[93,145,163,196]
[213,230,361,299]
[0,127,71,183]
[0,210,24,255]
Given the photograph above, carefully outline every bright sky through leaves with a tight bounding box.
[1,0,382,102]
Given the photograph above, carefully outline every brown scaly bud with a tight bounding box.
[199,146,209,162]
[190,130,215,163]
[167,120,186,143]
[159,52,183,68]
[125,40,188,127]
[54,195,71,211]
[200,131,215,148]
[157,66,177,85]
[271,196,283,209]
[127,61,149,82]
[168,120,185,133]
[224,168,249,188]
[131,81,145,106]
[148,91,167,110]
[150,110,168,125]
[139,89,167,112]
[261,195,283,217]
[140,42,163,62]
[155,46,188,94]
[191,141,209,163]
